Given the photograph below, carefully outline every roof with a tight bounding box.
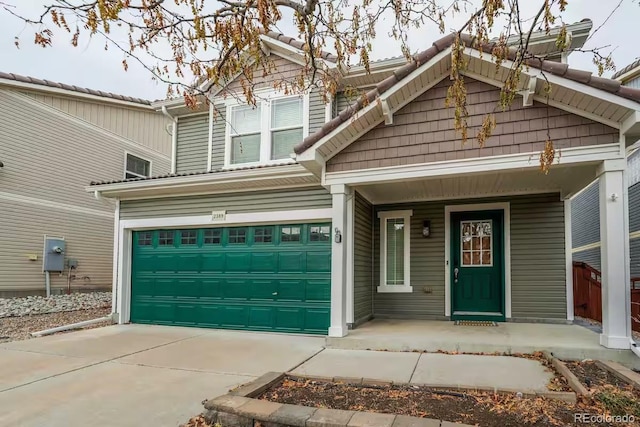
[612,58,640,81]
[294,32,640,155]
[263,31,338,63]
[90,162,297,186]
[0,71,151,105]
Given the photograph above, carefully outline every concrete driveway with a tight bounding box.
[0,324,324,427]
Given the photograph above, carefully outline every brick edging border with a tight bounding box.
[199,370,578,427]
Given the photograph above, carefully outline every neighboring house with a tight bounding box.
[90,23,639,351]
[0,73,172,297]
[572,61,640,279]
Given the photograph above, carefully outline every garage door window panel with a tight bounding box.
[180,230,198,246]
[281,226,302,243]
[254,227,274,244]
[228,228,248,244]
[309,225,331,243]
[158,231,175,246]
[137,231,153,247]
[204,229,222,245]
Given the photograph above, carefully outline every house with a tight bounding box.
[0,73,172,297]
[89,24,639,351]
[572,61,640,281]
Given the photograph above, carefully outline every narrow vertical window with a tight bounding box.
[378,210,413,293]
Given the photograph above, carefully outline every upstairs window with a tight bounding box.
[271,98,303,160]
[226,93,307,167]
[125,153,150,179]
[230,105,262,164]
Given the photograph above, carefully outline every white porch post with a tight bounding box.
[329,184,350,337]
[346,192,355,325]
[598,159,631,349]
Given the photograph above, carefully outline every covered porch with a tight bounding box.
[325,318,640,369]
[327,152,634,353]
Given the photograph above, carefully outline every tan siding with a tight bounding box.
[354,191,374,324]
[0,89,170,210]
[22,91,172,156]
[120,187,332,219]
[176,114,209,173]
[0,88,170,292]
[0,199,113,292]
[222,55,304,95]
[327,78,619,172]
[372,193,567,320]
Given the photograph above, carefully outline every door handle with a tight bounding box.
[272,292,278,296]
[453,267,459,283]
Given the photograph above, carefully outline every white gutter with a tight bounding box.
[30,315,113,337]
[0,78,153,109]
[161,106,178,174]
[86,164,313,195]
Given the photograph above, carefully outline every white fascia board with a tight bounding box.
[87,164,313,195]
[120,208,332,230]
[259,36,338,70]
[324,143,622,186]
[0,78,153,110]
[464,48,640,112]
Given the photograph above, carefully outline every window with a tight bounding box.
[281,226,301,243]
[254,227,273,244]
[138,232,152,246]
[226,94,306,166]
[461,220,492,266]
[228,228,247,244]
[309,225,331,242]
[180,230,197,246]
[125,153,150,179]
[378,210,413,293]
[158,231,174,246]
[271,98,303,160]
[203,229,222,245]
[230,105,261,164]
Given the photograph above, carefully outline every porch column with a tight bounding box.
[329,184,350,337]
[598,159,631,349]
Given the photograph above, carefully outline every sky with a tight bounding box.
[0,1,638,101]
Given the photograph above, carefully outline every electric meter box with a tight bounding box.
[43,237,65,272]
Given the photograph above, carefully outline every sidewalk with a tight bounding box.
[291,348,554,392]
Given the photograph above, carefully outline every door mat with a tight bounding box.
[454,320,498,327]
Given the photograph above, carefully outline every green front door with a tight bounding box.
[451,210,504,321]
[130,223,331,334]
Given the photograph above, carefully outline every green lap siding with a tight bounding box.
[353,192,374,325]
[370,193,567,321]
[131,224,331,334]
[175,114,209,173]
[119,187,331,219]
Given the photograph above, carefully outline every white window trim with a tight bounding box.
[223,90,309,168]
[377,209,413,293]
[123,151,152,180]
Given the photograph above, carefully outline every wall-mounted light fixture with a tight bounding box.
[422,220,431,238]
[334,227,342,243]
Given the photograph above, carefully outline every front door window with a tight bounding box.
[461,220,493,266]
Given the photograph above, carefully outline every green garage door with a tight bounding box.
[130,223,331,334]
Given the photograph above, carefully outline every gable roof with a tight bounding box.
[295,32,640,155]
[612,59,640,82]
[262,31,338,63]
[0,71,152,106]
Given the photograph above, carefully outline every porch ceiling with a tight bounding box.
[354,163,597,204]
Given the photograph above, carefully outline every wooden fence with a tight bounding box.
[573,261,640,332]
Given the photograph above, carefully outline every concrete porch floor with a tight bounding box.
[327,319,640,369]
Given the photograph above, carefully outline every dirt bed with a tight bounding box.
[257,376,637,427]
[0,307,112,342]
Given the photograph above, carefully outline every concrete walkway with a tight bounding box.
[327,319,640,370]
[0,325,324,427]
[291,349,554,392]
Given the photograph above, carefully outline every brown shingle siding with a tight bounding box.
[327,78,619,173]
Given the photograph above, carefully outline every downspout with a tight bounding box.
[111,199,120,319]
[161,106,178,174]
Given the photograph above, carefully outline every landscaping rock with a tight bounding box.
[0,292,111,318]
